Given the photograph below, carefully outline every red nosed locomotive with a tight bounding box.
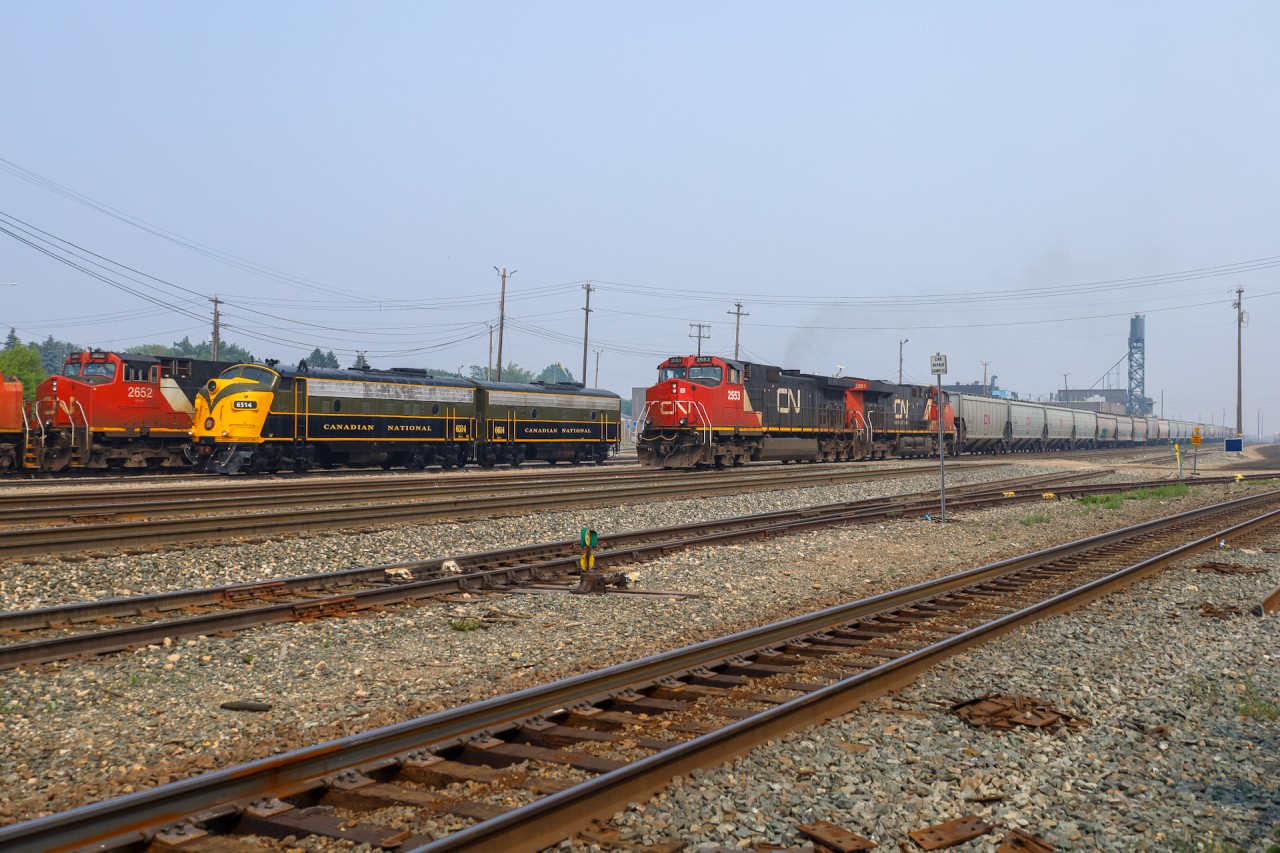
[26,350,229,471]
[637,355,955,468]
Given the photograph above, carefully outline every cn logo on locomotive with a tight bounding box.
[776,388,801,414]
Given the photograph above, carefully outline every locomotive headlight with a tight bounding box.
[204,417,215,430]
[679,417,689,426]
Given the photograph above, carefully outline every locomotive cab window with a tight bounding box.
[659,366,686,381]
[688,365,722,386]
[63,363,81,377]
[81,362,117,382]
[728,367,740,385]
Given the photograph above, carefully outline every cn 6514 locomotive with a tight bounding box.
[191,362,622,473]
[637,354,1230,468]
[23,350,229,471]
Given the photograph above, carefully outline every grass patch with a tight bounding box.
[448,618,482,632]
[1078,483,1190,510]
[1235,678,1280,721]
[1020,514,1052,526]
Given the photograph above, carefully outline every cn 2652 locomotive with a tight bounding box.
[192,362,622,473]
[22,350,228,471]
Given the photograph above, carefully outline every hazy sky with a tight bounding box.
[2,3,1276,434]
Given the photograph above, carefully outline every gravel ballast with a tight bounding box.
[0,459,1276,852]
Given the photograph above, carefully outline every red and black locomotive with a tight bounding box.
[637,355,954,468]
[25,350,229,471]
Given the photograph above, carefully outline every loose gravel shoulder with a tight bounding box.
[0,460,1277,853]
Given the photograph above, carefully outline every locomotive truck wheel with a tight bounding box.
[0,449,14,473]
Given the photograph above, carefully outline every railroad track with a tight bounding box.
[6,488,1278,853]
[0,461,999,559]
[0,470,1101,670]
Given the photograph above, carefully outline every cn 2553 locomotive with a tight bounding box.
[192,361,622,473]
[637,355,952,468]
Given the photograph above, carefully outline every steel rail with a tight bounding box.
[0,459,964,514]
[0,471,1105,669]
[0,463,1000,559]
[4,490,1278,853]
[0,469,1081,628]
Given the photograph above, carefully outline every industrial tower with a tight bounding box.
[1127,314,1147,416]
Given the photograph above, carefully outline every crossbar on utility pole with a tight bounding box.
[689,323,710,356]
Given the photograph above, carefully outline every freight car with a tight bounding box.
[26,351,230,471]
[637,355,953,468]
[0,375,26,472]
[191,362,621,473]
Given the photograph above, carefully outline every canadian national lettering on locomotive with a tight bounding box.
[191,362,622,473]
[635,354,1226,469]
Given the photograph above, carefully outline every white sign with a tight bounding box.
[931,353,948,376]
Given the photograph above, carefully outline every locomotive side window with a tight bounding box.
[333,400,343,413]
[728,367,740,385]
[659,366,686,381]
[688,365,722,386]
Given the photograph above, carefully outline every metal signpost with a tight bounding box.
[931,353,948,523]
[1191,427,1201,475]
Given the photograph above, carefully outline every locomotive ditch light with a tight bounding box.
[679,417,688,426]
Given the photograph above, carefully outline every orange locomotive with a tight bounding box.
[0,373,26,473]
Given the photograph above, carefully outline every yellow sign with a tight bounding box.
[1191,434,1202,446]
[579,552,595,571]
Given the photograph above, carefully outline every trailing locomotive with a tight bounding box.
[0,374,25,472]
[191,361,622,473]
[25,350,229,471]
[637,354,1230,469]
[637,355,953,468]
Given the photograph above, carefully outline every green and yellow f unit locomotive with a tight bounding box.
[191,362,621,473]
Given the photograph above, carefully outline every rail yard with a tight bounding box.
[0,445,1276,852]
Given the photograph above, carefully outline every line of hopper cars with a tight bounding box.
[1,350,622,474]
[636,354,1232,469]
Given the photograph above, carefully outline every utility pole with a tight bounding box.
[898,339,909,383]
[581,282,594,387]
[1061,373,1069,403]
[727,302,749,359]
[981,361,991,396]
[1234,287,1244,436]
[593,349,602,387]
[210,295,222,361]
[486,323,494,381]
[689,323,710,356]
[493,267,516,381]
